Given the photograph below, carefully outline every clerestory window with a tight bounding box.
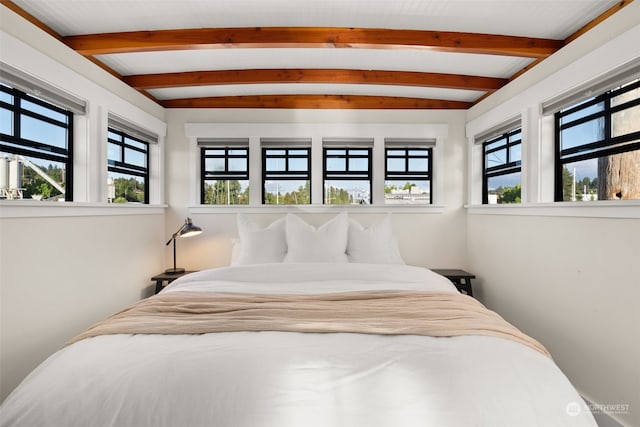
[200,140,250,205]
[554,78,640,201]
[0,83,74,201]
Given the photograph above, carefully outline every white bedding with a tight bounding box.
[0,263,596,427]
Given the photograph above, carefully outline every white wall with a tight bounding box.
[467,215,640,426]
[466,3,640,425]
[0,213,165,400]
[164,109,469,271]
[0,5,168,401]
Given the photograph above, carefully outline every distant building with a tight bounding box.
[385,186,430,204]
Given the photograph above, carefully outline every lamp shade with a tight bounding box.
[178,218,202,238]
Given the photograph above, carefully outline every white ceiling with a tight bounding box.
[97,49,533,78]
[6,0,626,108]
[12,0,618,38]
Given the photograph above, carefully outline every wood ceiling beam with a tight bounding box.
[124,69,506,92]
[63,27,562,58]
[161,94,473,109]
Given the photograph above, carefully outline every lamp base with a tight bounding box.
[164,267,186,274]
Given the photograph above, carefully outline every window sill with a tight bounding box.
[0,201,167,218]
[465,201,640,219]
[189,204,446,214]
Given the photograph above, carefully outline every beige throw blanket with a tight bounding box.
[69,291,550,357]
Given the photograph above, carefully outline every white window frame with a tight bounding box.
[384,138,436,205]
[323,138,374,205]
[106,114,158,204]
[199,138,250,206]
[466,58,640,219]
[0,24,166,219]
[476,119,523,205]
[185,123,448,213]
[261,138,312,205]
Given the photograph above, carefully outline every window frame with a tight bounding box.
[384,147,433,204]
[554,78,640,202]
[200,145,250,205]
[0,84,74,201]
[107,127,150,204]
[261,147,312,204]
[323,147,373,204]
[482,127,522,204]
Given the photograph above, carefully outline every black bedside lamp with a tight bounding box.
[165,217,202,274]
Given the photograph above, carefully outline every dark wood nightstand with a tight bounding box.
[151,271,196,294]
[432,269,476,297]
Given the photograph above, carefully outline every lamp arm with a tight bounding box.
[165,233,179,246]
[166,222,187,245]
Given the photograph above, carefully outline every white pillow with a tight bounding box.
[284,212,349,263]
[347,214,405,264]
[232,214,287,265]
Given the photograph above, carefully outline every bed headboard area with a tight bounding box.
[171,210,468,272]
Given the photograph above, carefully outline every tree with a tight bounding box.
[22,163,64,200]
[112,177,145,203]
[37,182,52,199]
[562,167,574,201]
[263,181,310,205]
[204,180,248,204]
[499,184,521,204]
[598,153,640,200]
[325,185,352,204]
[597,88,640,199]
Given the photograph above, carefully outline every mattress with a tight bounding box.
[0,263,596,427]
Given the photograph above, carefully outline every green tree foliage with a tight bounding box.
[325,185,352,204]
[204,180,249,205]
[385,182,418,194]
[22,163,64,199]
[264,181,310,205]
[488,184,521,204]
[113,177,145,203]
[499,184,521,204]
[562,167,598,201]
[562,167,573,201]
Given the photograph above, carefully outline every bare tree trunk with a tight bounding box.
[598,86,640,200]
[598,152,640,199]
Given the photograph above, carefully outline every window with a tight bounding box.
[0,84,74,201]
[262,141,311,204]
[323,140,372,204]
[201,142,249,205]
[482,127,522,204]
[555,78,640,201]
[384,140,432,204]
[107,128,149,203]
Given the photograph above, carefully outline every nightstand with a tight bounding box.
[151,271,196,294]
[432,269,476,297]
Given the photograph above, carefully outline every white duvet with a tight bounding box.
[0,263,596,427]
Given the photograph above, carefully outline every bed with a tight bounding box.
[0,214,597,427]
